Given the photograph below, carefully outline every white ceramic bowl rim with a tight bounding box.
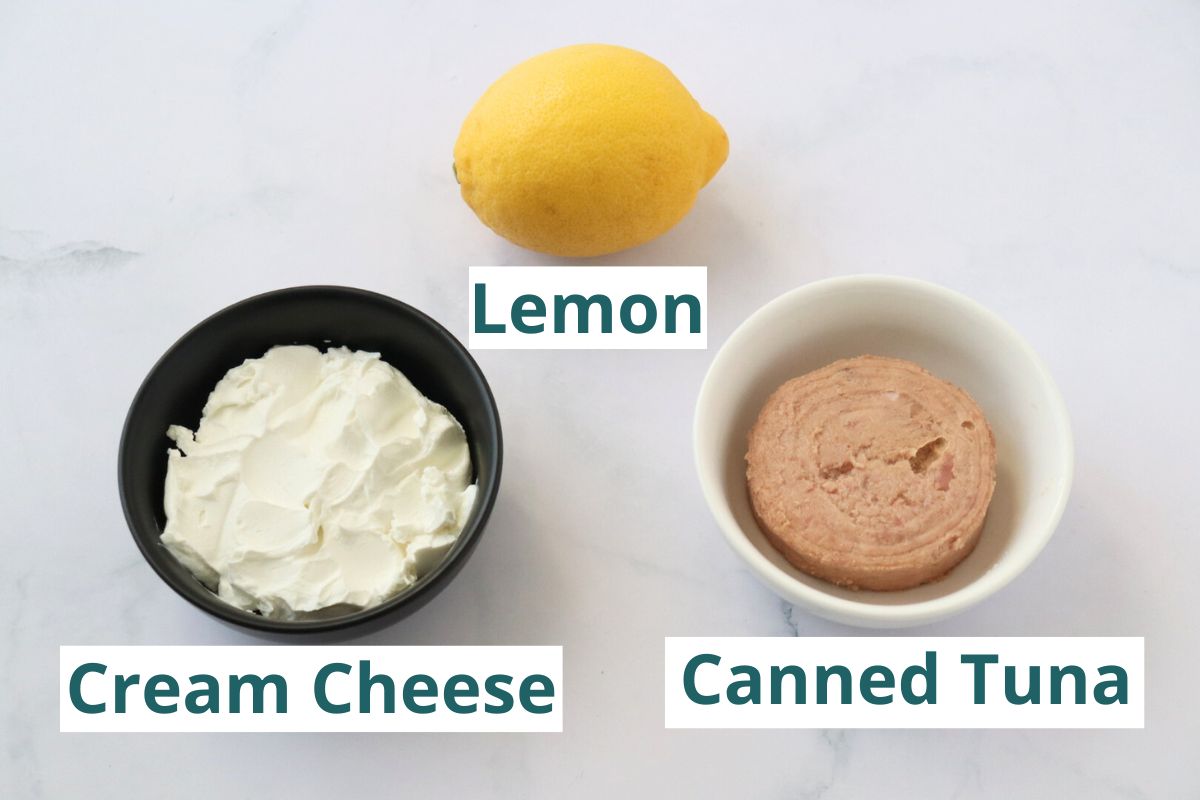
[694,274,1074,626]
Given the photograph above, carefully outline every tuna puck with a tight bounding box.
[746,355,997,591]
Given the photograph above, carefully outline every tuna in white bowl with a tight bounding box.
[693,274,1073,628]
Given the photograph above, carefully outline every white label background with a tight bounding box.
[468,266,707,350]
[664,637,1144,729]
[61,645,562,733]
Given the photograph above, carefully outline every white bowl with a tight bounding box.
[694,275,1073,628]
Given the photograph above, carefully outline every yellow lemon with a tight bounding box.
[454,44,728,258]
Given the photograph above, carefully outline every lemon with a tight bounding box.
[453,44,728,258]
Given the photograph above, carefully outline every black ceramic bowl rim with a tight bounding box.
[118,285,503,634]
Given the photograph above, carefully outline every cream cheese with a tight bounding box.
[161,345,476,619]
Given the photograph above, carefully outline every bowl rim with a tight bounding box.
[693,273,1074,628]
[118,284,503,633]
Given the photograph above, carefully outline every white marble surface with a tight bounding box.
[2,1,1198,796]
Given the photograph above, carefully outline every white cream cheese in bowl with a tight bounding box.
[161,345,477,620]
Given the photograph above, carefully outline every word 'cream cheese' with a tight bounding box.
[162,345,476,619]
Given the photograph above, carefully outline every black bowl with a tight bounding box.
[118,286,502,635]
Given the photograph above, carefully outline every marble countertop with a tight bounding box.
[2,1,1197,796]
